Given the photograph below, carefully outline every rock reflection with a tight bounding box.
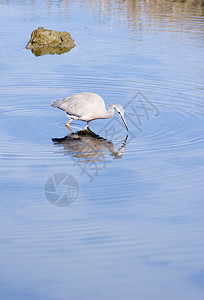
[52,129,128,162]
[28,45,74,57]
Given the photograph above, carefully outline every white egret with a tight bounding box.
[51,92,128,131]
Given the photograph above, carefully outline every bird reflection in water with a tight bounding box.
[52,129,128,162]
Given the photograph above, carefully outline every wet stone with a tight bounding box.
[26,27,75,56]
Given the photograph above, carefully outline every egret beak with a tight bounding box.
[120,115,128,131]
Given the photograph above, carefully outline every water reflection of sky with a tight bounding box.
[0,1,204,299]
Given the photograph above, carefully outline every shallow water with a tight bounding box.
[0,1,204,299]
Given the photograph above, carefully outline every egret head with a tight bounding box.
[114,104,128,131]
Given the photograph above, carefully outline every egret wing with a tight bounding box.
[51,92,105,118]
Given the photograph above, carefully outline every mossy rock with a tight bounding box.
[26,27,75,56]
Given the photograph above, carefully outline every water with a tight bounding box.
[0,0,204,299]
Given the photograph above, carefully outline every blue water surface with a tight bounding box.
[0,1,204,299]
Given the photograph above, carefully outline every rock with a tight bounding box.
[26,27,75,56]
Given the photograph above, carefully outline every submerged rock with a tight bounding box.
[26,27,75,56]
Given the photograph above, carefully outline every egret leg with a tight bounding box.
[66,119,73,129]
[66,119,74,132]
[67,127,74,133]
[85,121,90,130]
